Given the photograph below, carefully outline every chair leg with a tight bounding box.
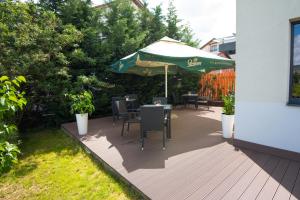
[121,119,125,136]
[127,122,130,131]
[163,128,166,150]
[139,125,144,151]
[168,119,171,139]
[141,132,145,151]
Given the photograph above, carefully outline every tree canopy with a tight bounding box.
[0,0,201,127]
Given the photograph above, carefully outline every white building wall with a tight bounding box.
[236,0,300,153]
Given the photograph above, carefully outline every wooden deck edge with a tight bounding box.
[60,125,150,200]
[234,139,300,162]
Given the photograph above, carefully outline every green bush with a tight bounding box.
[0,75,26,174]
[0,141,20,174]
[222,93,235,115]
[0,1,82,127]
[68,90,95,115]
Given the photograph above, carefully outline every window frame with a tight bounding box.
[288,20,300,105]
[210,44,218,52]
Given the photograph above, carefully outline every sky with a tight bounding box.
[93,0,236,46]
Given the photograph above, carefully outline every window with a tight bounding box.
[289,21,300,104]
[210,44,218,52]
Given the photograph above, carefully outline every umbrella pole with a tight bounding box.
[165,65,168,98]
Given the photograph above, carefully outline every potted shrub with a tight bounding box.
[69,91,95,135]
[221,93,235,138]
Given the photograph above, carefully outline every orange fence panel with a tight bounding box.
[199,69,235,101]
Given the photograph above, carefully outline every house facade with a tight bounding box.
[200,35,236,60]
[235,0,300,155]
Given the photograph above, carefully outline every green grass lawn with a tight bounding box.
[0,130,142,200]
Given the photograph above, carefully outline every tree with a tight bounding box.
[1,0,202,128]
[166,0,181,40]
[0,1,83,126]
[148,5,166,44]
[59,0,94,29]
[166,0,199,47]
[180,24,200,47]
[38,0,65,14]
[138,3,151,45]
[103,0,147,60]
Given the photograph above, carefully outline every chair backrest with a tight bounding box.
[124,94,138,100]
[198,96,209,101]
[172,92,180,104]
[115,100,128,115]
[152,97,168,105]
[112,97,124,113]
[188,91,196,94]
[140,106,164,132]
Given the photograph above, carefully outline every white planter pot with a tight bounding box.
[76,113,88,135]
[221,114,234,138]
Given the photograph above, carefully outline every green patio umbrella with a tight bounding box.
[111,36,235,97]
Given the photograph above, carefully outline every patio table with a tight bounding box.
[141,104,172,139]
[182,93,198,107]
[126,98,137,110]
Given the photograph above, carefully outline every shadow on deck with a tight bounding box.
[62,107,300,200]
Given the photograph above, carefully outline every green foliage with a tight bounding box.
[139,4,166,45]
[0,0,201,128]
[166,0,181,40]
[0,141,20,174]
[0,76,27,142]
[148,5,166,43]
[0,1,84,126]
[103,0,147,60]
[0,76,26,174]
[68,91,95,115]
[76,75,115,91]
[181,24,200,47]
[222,93,235,115]
[38,0,65,13]
[0,76,27,113]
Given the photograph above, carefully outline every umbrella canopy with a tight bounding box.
[111,36,235,97]
[111,36,235,76]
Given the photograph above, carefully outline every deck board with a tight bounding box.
[256,158,289,200]
[289,164,300,200]
[186,152,249,200]
[62,107,300,200]
[273,161,300,200]
[150,145,242,200]
[221,152,270,200]
[203,152,267,200]
[238,156,280,200]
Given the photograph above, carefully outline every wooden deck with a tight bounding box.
[62,107,300,200]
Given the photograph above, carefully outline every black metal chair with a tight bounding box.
[195,96,210,110]
[140,105,167,150]
[171,92,181,108]
[125,94,139,110]
[124,94,138,100]
[184,95,198,108]
[112,96,124,122]
[152,97,168,105]
[114,100,140,136]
